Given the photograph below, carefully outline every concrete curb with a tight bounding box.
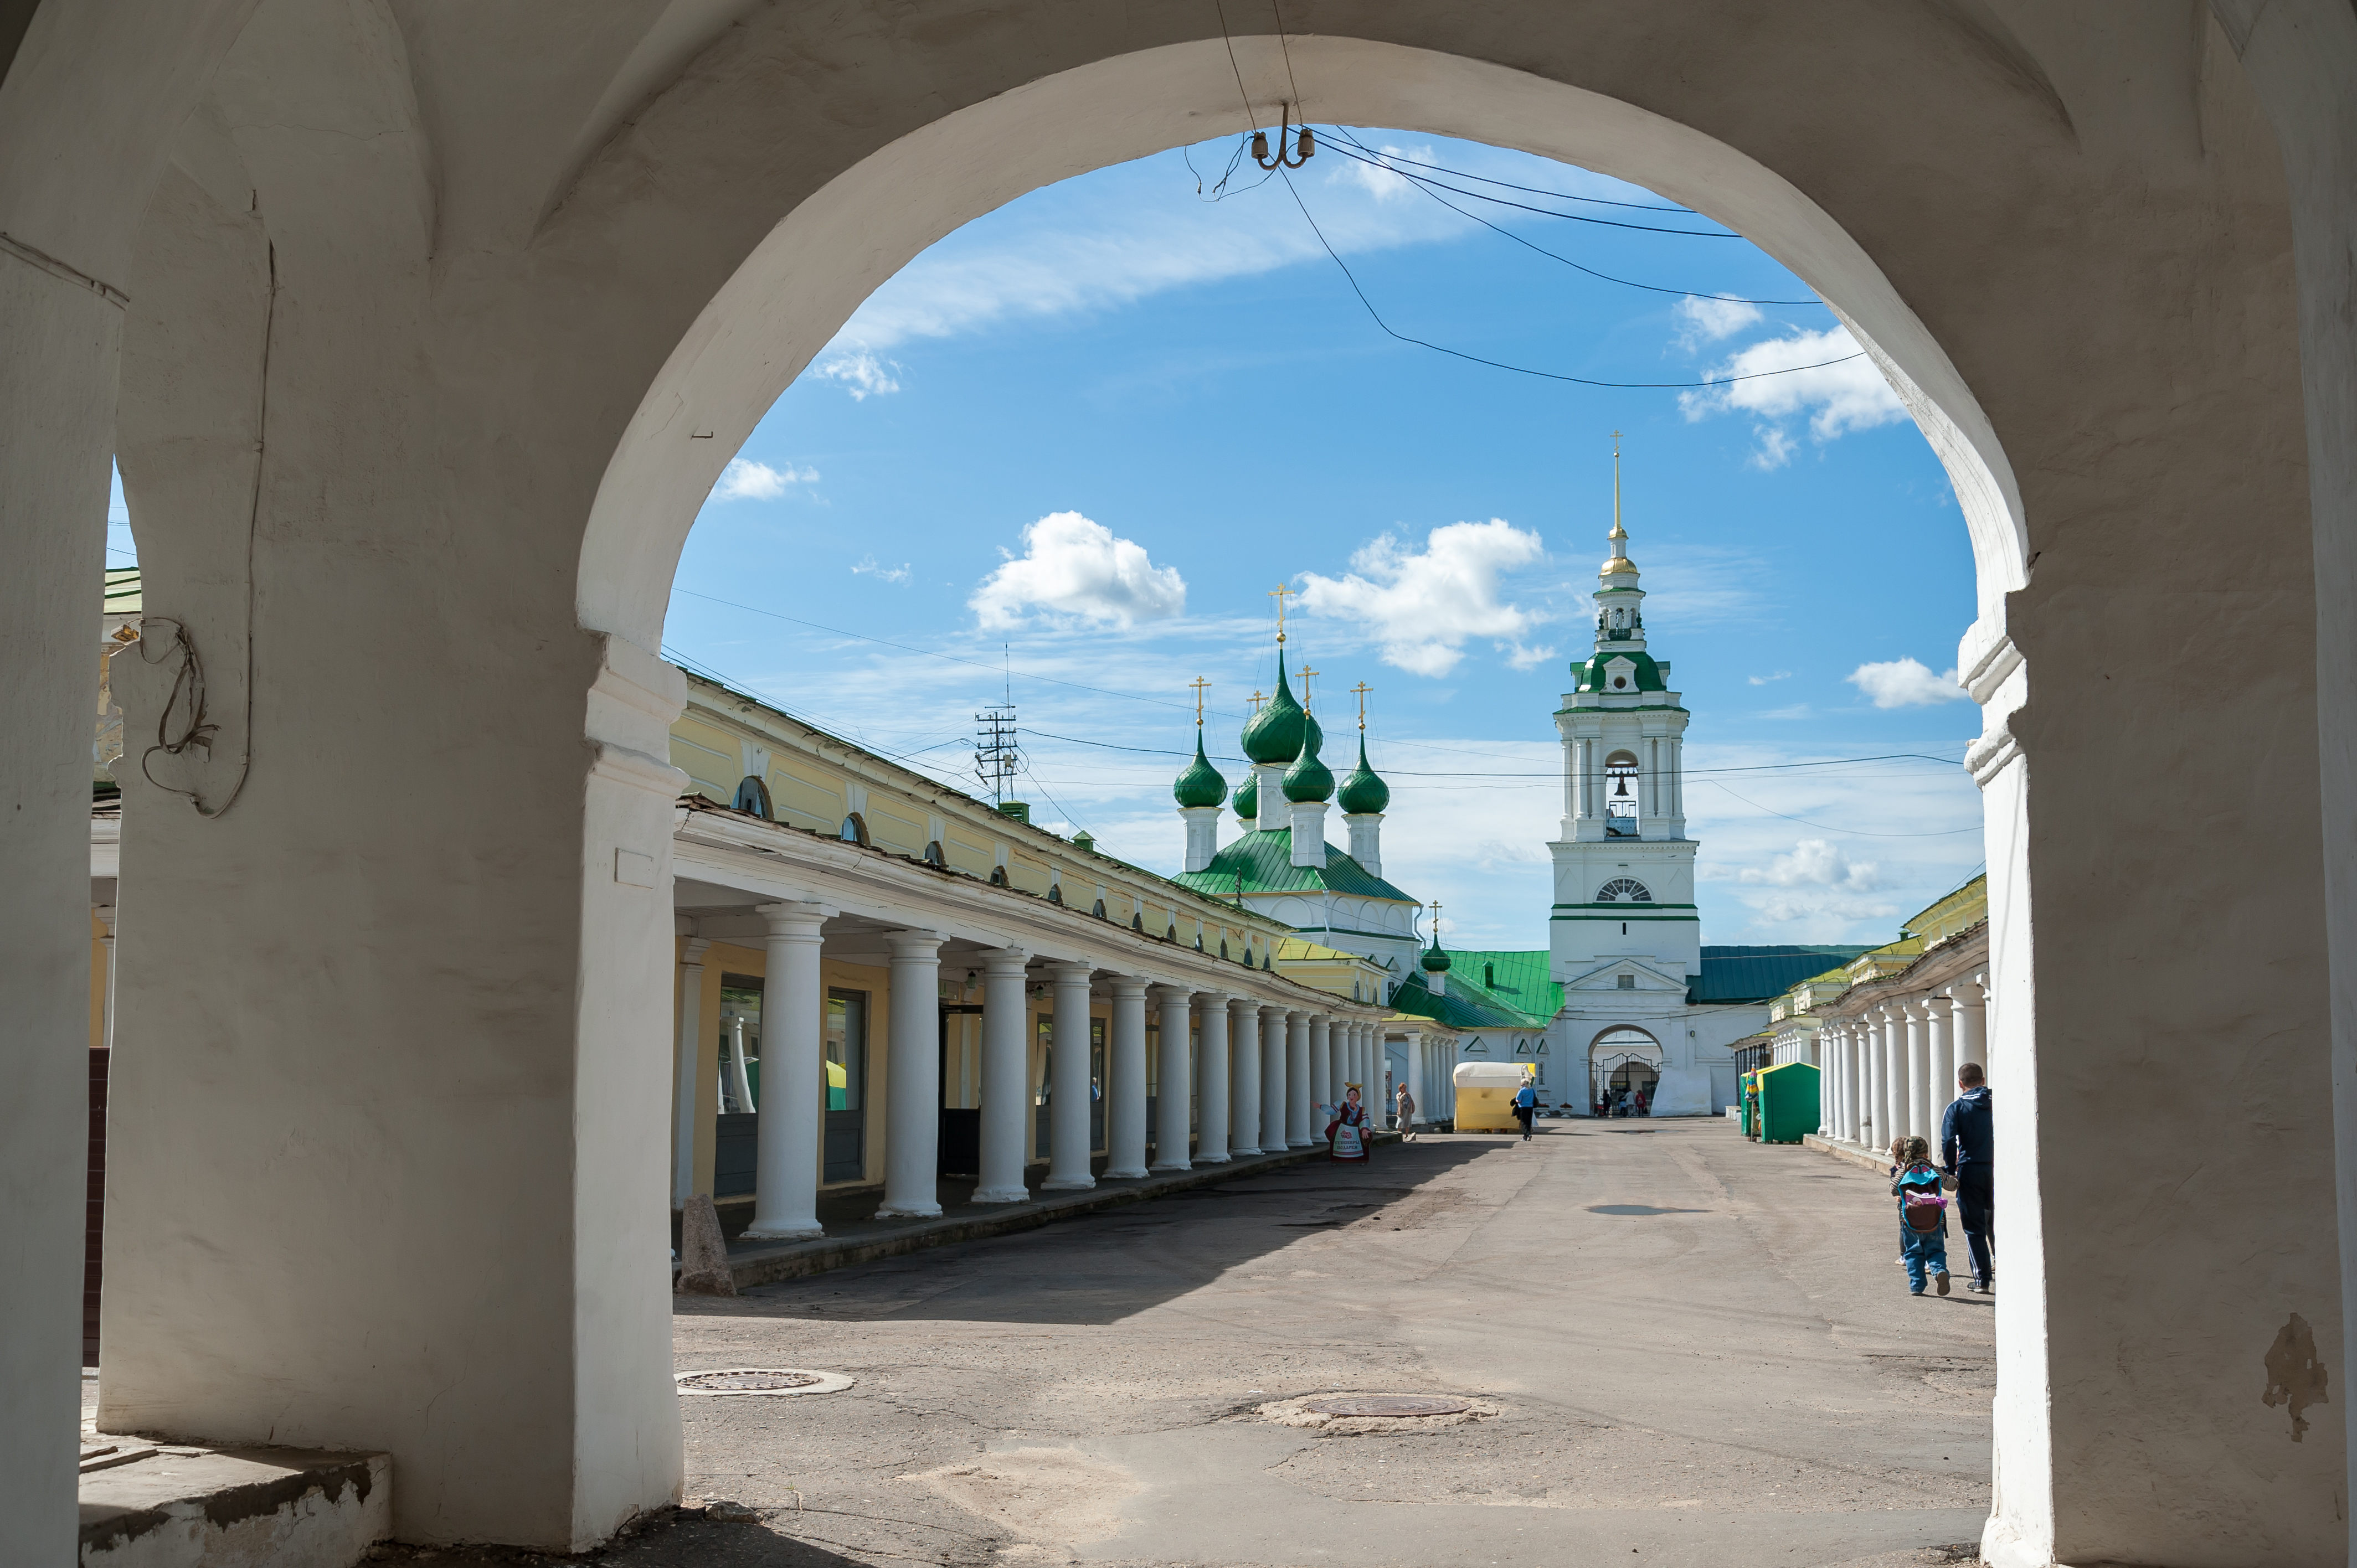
[1802,1133,1890,1174]
[717,1133,1403,1290]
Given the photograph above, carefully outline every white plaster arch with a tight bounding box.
[573,34,2026,655]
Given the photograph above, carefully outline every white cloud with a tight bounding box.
[1504,643,1558,671]
[1330,142,1433,203]
[1672,293,1762,349]
[1677,324,1907,452]
[1758,703,1814,721]
[970,511,1186,630]
[1297,519,1548,677]
[852,556,912,585]
[1749,426,1797,470]
[1740,838,1881,891]
[1748,670,1792,686]
[1848,657,1970,708]
[712,457,818,501]
[812,349,903,400]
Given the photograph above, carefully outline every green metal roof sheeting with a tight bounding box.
[1170,829,1418,902]
[1388,968,1552,1031]
[1687,945,1875,1004]
[1448,948,1565,1019]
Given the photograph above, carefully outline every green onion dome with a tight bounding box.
[1421,937,1452,974]
[1239,651,1307,764]
[1336,734,1390,815]
[1172,731,1228,809]
[1234,772,1258,822]
[1282,709,1334,803]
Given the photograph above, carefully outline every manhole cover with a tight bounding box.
[1300,1395,1472,1418]
[676,1368,854,1396]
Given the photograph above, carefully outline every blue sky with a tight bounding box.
[111,130,1984,952]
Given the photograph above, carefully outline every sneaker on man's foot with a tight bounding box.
[1909,1285,1926,1296]
[1936,1271,1951,1296]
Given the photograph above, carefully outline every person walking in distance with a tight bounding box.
[1394,1081,1418,1143]
[1512,1074,1538,1142]
[1941,1061,1995,1292]
[1892,1136,1953,1296]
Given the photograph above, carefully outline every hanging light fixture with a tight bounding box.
[1253,105,1314,170]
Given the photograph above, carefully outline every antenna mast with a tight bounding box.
[975,644,1021,807]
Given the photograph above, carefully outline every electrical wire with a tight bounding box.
[1276,165,1864,390]
[1320,134,1821,306]
[1697,777,1980,838]
[1321,139,1740,239]
[1316,131,1699,213]
[1019,725,1964,779]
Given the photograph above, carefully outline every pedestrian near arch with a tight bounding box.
[1941,1061,1994,1291]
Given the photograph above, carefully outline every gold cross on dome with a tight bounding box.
[1269,582,1294,644]
[1350,681,1371,730]
[1249,689,1265,714]
[1188,677,1209,726]
[1299,664,1319,710]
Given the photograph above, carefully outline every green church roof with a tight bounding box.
[1233,772,1258,822]
[1239,651,1307,764]
[1572,648,1671,695]
[1172,731,1227,808]
[1170,828,1418,902]
[1388,967,1553,1033]
[1336,734,1390,814]
[1282,709,1334,802]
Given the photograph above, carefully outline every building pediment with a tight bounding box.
[1565,957,1685,992]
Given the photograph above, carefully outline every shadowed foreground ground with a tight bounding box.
[375,1120,1992,1567]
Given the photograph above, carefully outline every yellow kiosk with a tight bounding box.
[1454,1061,1535,1132]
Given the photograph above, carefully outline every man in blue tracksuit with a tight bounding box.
[1941,1062,1994,1292]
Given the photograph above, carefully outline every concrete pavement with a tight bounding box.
[380,1118,1993,1566]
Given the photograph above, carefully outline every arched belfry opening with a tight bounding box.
[7,8,2347,1568]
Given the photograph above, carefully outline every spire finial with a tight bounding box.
[1603,432,1636,576]
[1270,581,1294,644]
[1249,688,1265,714]
[1189,676,1209,728]
[1351,680,1371,731]
[1299,663,1319,711]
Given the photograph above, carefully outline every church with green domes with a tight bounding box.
[1168,649,1428,987]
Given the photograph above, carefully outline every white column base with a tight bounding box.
[1041,1175,1095,1192]
[1148,1159,1191,1174]
[1102,1164,1149,1179]
[874,1199,943,1219]
[970,1185,1031,1204]
[739,1223,824,1241]
[1191,1150,1230,1164]
[1228,1144,1262,1157]
[1285,1137,1311,1149]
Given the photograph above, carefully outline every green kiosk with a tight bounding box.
[1753,1061,1821,1144]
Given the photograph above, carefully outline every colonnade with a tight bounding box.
[685,919,1386,1237]
[1819,974,1988,1152]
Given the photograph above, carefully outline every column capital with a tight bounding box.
[1108,975,1151,1000]
[1923,993,1953,1017]
[1191,988,1234,1007]
[755,900,829,937]
[884,927,945,957]
[1229,996,1262,1017]
[1046,959,1096,983]
[678,935,712,964]
[1146,981,1193,1003]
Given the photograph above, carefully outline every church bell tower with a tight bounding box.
[1547,441,1701,983]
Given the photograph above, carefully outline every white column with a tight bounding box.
[95,905,118,1052]
[1839,1027,1857,1141]
[1881,1006,1906,1151]
[1196,993,1232,1163]
[1286,1012,1313,1147]
[1229,999,1262,1156]
[745,904,826,1239]
[1260,1007,1289,1155]
[726,1017,755,1115]
[1044,961,1097,1190]
[1403,1028,1422,1126]
[1151,986,1192,1173]
[1903,999,1930,1141]
[1309,1015,1332,1123]
[1850,1024,1868,1142]
[973,947,1033,1204]
[1105,977,1150,1179]
[1861,1015,1882,1149]
[876,929,945,1219]
[671,934,709,1209]
[1954,975,1988,1072]
[1926,994,1955,1137]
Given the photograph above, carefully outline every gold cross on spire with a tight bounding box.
[1249,688,1265,714]
[1350,681,1371,730]
[1299,663,1319,710]
[1428,901,1443,943]
[1609,430,1627,546]
[1269,582,1294,644]
[1188,677,1209,727]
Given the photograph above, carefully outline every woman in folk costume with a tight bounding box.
[1327,1084,1373,1163]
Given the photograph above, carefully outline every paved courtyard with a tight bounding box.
[399,1119,1994,1566]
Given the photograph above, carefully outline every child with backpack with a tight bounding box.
[1890,1135,1952,1296]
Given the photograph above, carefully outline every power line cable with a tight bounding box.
[1318,130,1699,213]
[1697,777,1980,838]
[1320,137,1740,239]
[1275,165,1864,390]
[1320,135,1821,306]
